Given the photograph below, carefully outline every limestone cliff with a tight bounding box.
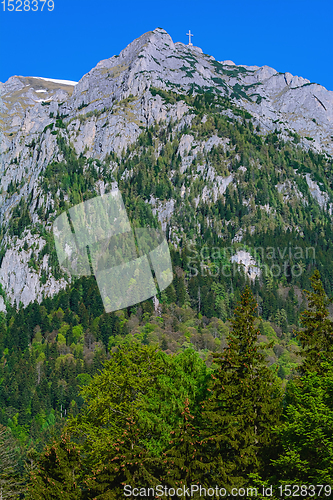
[1,27,333,309]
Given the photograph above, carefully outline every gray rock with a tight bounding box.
[2,26,333,308]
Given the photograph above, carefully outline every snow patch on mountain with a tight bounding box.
[31,77,78,85]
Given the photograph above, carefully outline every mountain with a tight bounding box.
[3,28,333,480]
[1,27,333,311]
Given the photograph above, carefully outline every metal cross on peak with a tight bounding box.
[186,30,193,46]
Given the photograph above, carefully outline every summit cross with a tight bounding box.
[186,30,193,46]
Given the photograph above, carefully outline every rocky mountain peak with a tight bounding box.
[71,27,211,110]
[2,28,333,310]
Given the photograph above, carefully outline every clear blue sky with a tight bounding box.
[0,0,332,90]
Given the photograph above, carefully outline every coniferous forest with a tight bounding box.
[0,269,333,498]
[2,86,333,498]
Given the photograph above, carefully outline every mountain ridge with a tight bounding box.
[1,27,333,311]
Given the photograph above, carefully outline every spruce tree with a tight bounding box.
[84,417,162,499]
[271,271,333,486]
[160,398,210,489]
[271,363,333,486]
[201,286,282,489]
[296,269,333,374]
[27,432,82,500]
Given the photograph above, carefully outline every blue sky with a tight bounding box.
[0,0,332,90]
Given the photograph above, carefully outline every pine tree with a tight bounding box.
[201,286,282,489]
[296,269,333,374]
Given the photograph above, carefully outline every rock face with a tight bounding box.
[1,27,333,309]
[230,250,261,280]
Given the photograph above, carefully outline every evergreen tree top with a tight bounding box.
[296,270,333,374]
[213,286,265,373]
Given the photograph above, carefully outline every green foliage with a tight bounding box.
[0,424,24,498]
[55,119,66,129]
[7,197,31,238]
[72,325,83,343]
[272,362,333,485]
[159,398,210,488]
[26,139,36,148]
[6,179,19,196]
[43,123,54,133]
[231,83,252,101]
[3,275,333,496]
[137,348,210,456]
[295,269,333,373]
[201,287,282,488]
[40,138,106,213]
[77,102,88,110]
[83,418,162,498]
[27,433,82,499]
[66,343,166,467]
[3,85,333,496]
